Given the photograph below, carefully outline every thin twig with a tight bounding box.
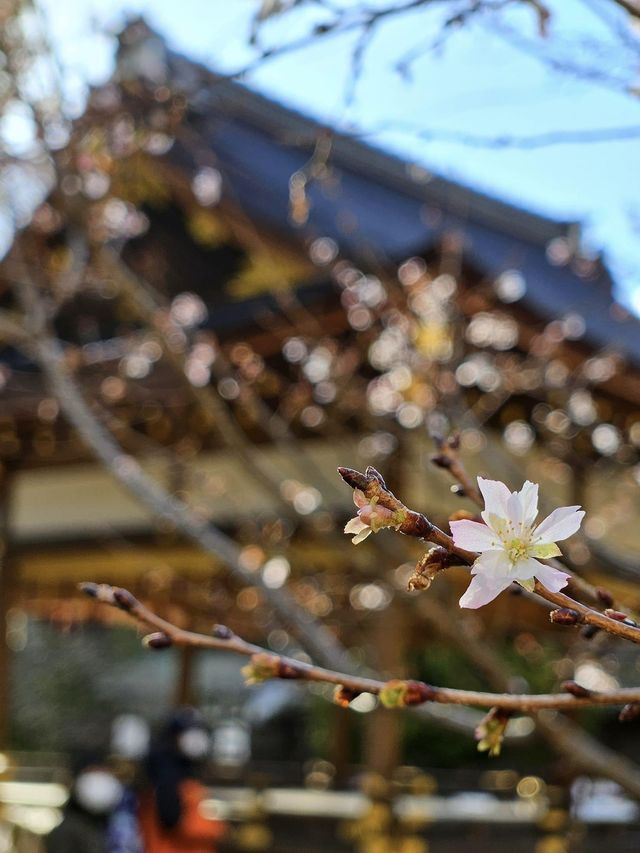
[81,582,640,714]
[418,595,640,799]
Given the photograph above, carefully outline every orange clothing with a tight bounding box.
[139,778,227,853]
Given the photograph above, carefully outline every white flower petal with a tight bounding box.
[459,572,514,609]
[532,561,571,593]
[471,549,512,578]
[517,481,539,526]
[344,517,368,535]
[506,491,525,531]
[533,506,584,543]
[352,527,373,545]
[477,477,511,519]
[480,510,508,537]
[450,520,497,553]
[510,556,542,582]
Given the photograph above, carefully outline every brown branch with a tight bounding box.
[536,584,640,643]
[431,433,482,505]
[417,595,640,799]
[82,582,640,714]
[10,268,488,733]
[11,266,350,671]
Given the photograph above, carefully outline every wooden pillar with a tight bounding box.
[330,706,352,786]
[362,601,406,777]
[175,645,195,706]
[0,467,14,748]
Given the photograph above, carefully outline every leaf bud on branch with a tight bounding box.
[334,685,361,707]
[475,708,512,757]
[562,680,593,698]
[211,624,234,640]
[242,653,304,685]
[549,608,582,626]
[379,680,436,709]
[407,547,456,592]
[112,588,137,612]
[143,632,173,650]
[596,587,615,609]
[619,704,640,722]
[604,609,637,627]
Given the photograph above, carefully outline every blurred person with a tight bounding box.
[46,754,124,853]
[139,707,228,852]
[108,714,150,853]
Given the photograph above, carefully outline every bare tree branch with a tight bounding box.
[12,264,350,670]
[82,581,640,713]
[419,594,640,799]
[359,122,640,148]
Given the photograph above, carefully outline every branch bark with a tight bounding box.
[82,582,640,714]
[418,595,640,799]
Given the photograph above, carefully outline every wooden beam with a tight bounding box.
[0,467,14,748]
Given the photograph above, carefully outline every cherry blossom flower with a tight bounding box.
[450,477,584,609]
[344,489,404,544]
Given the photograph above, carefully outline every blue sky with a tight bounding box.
[37,0,640,312]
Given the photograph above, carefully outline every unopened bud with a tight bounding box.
[404,680,437,705]
[550,608,580,626]
[334,685,361,708]
[604,609,637,627]
[277,660,306,680]
[211,624,233,640]
[365,466,387,488]
[112,588,136,612]
[431,453,452,470]
[337,467,369,491]
[562,680,592,698]
[619,703,640,722]
[596,587,614,609]
[143,632,173,650]
[79,582,99,599]
[408,547,454,592]
[604,609,629,622]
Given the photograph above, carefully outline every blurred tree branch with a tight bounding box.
[5,261,486,735]
[81,580,640,712]
[240,0,640,147]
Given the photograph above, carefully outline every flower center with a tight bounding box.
[506,538,529,564]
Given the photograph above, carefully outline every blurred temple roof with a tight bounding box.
[114,19,640,365]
